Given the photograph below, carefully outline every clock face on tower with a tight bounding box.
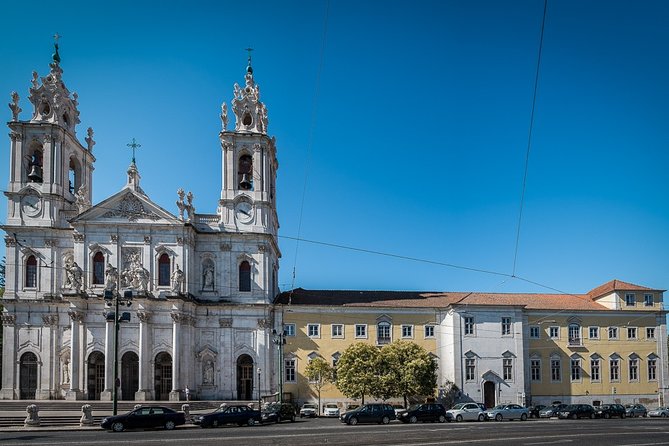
[21,192,42,217]
[234,200,253,223]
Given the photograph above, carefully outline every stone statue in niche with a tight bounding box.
[171,265,184,294]
[202,263,214,290]
[203,359,214,385]
[120,251,149,293]
[64,261,83,293]
[62,359,70,384]
[105,263,118,290]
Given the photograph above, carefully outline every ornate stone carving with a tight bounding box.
[63,261,83,293]
[257,244,266,252]
[219,318,232,328]
[9,131,22,141]
[85,127,95,152]
[231,58,268,134]
[80,404,94,426]
[220,243,231,251]
[9,91,21,121]
[41,314,59,326]
[42,134,52,143]
[171,312,189,324]
[67,310,84,323]
[5,236,17,247]
[171,265,184,294]
[24,404,40,427]
[137,311,151,323]
[45,239,58,248]
[120,250,149,292]
[74,184,91,214]
[176,237,184,246]
[1,314,16,326]
[176,188,195,222]
[104,263,118,291]
[102,194,159,222]
[202,260,215,291]
[220,102,228,131]
[73,231,85,243]
[144,236,151,244]
[257,318,271,329]
[110,235,119,243]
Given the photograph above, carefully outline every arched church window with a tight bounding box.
[25,255,37,288]
[238,154,253,190]
[158,253,171,287]
[239,261,251,292]
[27,149,43,183]
[92,252,105,285]
[68,158,81,194]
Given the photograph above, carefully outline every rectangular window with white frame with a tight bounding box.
[501,317,512,336]
[570,358,581,382]
[648,358,657,381]
[646,327,656,340]
[589,326,599,340]
[629,358,639,381]
[608,327,618,340]
[284,359,296,383]
[465,358,476,381]
[530,359,541,381]
[550,358,561,382]
[590,358,600,382]
[644,293,654,306]
[549,326,559,339]
[401,324,413,339]
[307,324,320,338]
[284,323,296,337]
[625,293,636,306]
[610,359,620,382]
[503,358,513,381]
[331,324,344,339]
[464,317,475,336]
[529,326,540,339]
[627,327,637,340]
[355,324,367,339]
[424,325,435,338]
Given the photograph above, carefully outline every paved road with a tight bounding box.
[1,417,669,445]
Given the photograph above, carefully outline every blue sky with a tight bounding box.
[1,0,667,295]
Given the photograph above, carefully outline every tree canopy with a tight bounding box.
[304,356,334,413]
[335,343,381,405]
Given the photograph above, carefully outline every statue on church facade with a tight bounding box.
[171,265,184,294]
[105,263,118,290]
[64,261,83,293]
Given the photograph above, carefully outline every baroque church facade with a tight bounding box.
[2,45,282,401]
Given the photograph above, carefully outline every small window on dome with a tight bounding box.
[40,101,50,116]
[242,113,253,127]
[63,113,70,126]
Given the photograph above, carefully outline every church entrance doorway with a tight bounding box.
[236,354,254,400]
[87,351,105,400]
[121,352,139,400]
[154,352,172,401]
[483,381,496,409]
[19,352,38,399]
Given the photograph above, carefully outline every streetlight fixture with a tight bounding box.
[272,329,286,403]
[104,289,133,416]
[257,367,262,410]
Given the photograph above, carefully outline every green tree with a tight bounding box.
[335,342,381,405]
[304,356,334,414]
[379,340,438,407]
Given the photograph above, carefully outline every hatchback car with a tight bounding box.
[397,403,447,424]
[528,405,546,418]
[446,402,485,422]
[261,403,296,423]
[101,406,186,432]
[193,404,261,428]
[625,404,648,417]
[594,404,626,419]
[323,403,340,417]
[538,404,568,418]
[485,404,529,421]
[340,403,396,425]
[299,403,318,418]
[648,407,669,417]
[557,404,595,419]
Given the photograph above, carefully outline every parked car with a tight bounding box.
[538,404,568,418]
[557,404,595,419]
[625,404,648,417]
[101,406,186,432]
[446,402,485,422]
[392,404,406,417]
[648,407,669,418]
[594,404,626,419]
[485,404,529,421]
[339,403,396,425]
[193,404,261,428]
[323,403,340,417]
[528,405,546,418]
[261,402,296,423]
[299,403,318,418]
[397,403,447,424]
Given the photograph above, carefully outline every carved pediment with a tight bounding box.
[102,194,159,221]
[71,189,180,226]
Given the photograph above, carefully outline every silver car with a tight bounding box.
[648,407,669,417]
[446,402,486,422]
[485,404,529,421]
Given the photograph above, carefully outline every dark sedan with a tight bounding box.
[625,404,648,417]
[261,402,297,423]
[595,404,626,419]
[340,403,396,425]
[557,404,595,419]
[193,404,261,428]
[528,405,546,418]
[397,403,447,424]
[101,406,185,432]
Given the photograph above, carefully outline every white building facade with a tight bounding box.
[1,46,281,401]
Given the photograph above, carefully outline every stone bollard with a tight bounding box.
[80,404,94,426]
[24,404,40,427]
[181,404,191,422]
[134,404,143,411]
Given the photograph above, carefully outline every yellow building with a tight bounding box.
[276,280,667,410]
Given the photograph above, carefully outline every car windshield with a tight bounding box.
[451,403,465,410]
[492,405,506,410]
[325,404,337,409]
[303,404,316,409]
[408,404,421,411]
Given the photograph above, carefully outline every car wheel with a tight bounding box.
[348,417,358,426]
[112,422,125,432]
[275,415,281,424]
[495,414,502,422]
[164,420,176,430]
[247,418,256,426]
[438,415,446,423]
[604,413,610,419]
[643,413,648,418]
[291,415,296,422]
[212,420,219,428]
[478,414,485,422]
[662,413,667,418]
[456,414,463,422]
[409,415,418,424]
[571,414,577,420]
[381,416,390,425]
[589,413,595,419]
[621,413,625,419]
[521,413,528,421]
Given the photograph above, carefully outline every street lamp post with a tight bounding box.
[272,329,286,403]
[104,290,133,416]
[257,367,262,410]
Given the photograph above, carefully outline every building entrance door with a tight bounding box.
[87,351,105,400]
[483,381,496,409]
[121,352,139,400]
[19,352,38,399]
[236,354,253,400]
[154,352,172,401]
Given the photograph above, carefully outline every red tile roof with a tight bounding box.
[587,279,663,300]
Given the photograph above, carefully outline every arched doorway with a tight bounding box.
[121,352,139,400]
[154,352,172,401]
[19,352,38,399]
[483,381,496,409]
[87,351,105,400]
[236,354,254,400]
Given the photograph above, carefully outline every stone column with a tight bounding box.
[100,318,114,401]
[0,314,17,399]
[135,311,151,400]
[65,311,83,400]
[169,312,184,401]
[37,315,59,399]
